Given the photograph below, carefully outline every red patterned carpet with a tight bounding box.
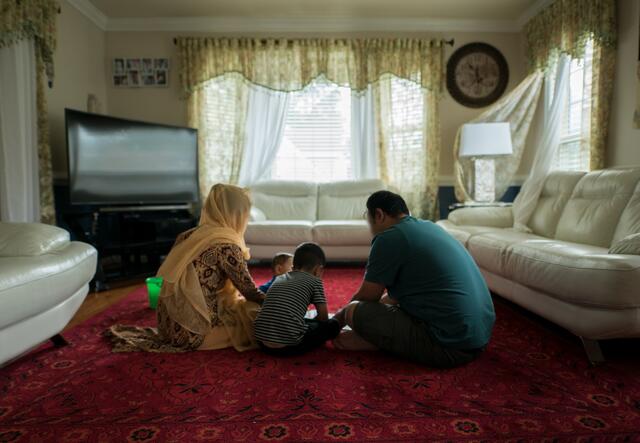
[1,267,640,442]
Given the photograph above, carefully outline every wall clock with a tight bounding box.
[446,42,509,108]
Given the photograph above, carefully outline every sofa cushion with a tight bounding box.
[612,180,640,244]
[527,171,585,238]
[245,221,313,246]
[317,179,385,220]
[555,168,640,247]
[467,229,548,277]
[436,220,504,247]
[505,240,640,309]
[312,220,372,246]
[251,181,318,220]
[0,222,70,257]
[0,242,97,329]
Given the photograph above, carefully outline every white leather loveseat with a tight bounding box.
[246,179,386,261]
[0,222,97,366]
[438,167,640,363]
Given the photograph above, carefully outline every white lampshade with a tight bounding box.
[459,122,513,157]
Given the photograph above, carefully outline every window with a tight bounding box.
[387,76,424,159]
[271,78,352,182]
[552,40,593,171]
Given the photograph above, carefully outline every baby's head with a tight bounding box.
[271,252,293,277]
[293,242,326,278]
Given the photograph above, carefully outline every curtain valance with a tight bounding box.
[176,37,444,94]
[524,0,616,71]
[0,0,58,85]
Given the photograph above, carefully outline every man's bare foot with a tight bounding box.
[332,307,347,327]
[333,330,378,351]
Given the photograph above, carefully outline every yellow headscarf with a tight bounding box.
[157,184,254,341]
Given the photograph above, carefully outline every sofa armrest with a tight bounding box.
[447,206,513,228]
[249,207,267,222]
[0,222,70,257]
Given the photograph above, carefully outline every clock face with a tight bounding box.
[447,43,508,108]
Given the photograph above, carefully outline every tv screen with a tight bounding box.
[66,109,198,205]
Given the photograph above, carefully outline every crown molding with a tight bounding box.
[64,0,108,30]
[515,0,553,29]
[104,16,520,33]
[65,1,546,35]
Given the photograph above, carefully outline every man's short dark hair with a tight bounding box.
[366,190,410,217]
[293,242,326,270]
[271,252,293,271]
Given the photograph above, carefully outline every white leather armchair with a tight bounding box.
[438,168,640,364]
[0,222,97,366]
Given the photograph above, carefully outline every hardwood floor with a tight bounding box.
[63,280,144,332]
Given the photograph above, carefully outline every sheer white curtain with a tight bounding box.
[237,85,290,186]
[350,86,379,179]
[453,72,544,203]
[0,39,40,222]
[513,54,571,231]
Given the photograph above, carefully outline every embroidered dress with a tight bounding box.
[108,184,264,352]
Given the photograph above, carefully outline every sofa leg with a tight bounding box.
[51,334,69,348]
[581,337,605,366]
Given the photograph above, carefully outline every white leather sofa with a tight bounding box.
[0,222,97,366]
[438,167,640,363]
[246,179,386,261]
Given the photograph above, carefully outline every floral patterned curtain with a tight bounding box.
[176,37,444,94]
[376,75,443,220]
[177,37,445,217]
[524,0,617,170]
[1,0,58,224]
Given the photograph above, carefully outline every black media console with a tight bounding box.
[55,182,197,291]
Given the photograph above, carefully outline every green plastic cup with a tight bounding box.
[146,277,163,309]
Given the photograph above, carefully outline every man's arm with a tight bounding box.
[315,303,329,321]
[351,280,386,303]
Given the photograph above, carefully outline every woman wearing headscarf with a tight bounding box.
[108,184,264,352]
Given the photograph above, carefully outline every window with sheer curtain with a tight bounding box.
[270,76,425,183]
[552,40,593,171]
[387,77,424,160]
[270,78,352,182]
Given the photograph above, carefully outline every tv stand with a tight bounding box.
[99,204,192,213]
[61,204,197,291]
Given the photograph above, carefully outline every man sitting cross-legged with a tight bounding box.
[333,190,495,368]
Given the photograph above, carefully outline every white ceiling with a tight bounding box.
[68,0,551,33]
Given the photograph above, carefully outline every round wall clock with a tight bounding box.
[446,42,509,108]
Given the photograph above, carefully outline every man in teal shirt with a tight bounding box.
[333,190,495,368]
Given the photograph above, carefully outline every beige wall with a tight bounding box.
[607,0,640,167]
[104,30,527,181]
[47,0,108,177]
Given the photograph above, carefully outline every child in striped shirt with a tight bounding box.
[254,242,341,356]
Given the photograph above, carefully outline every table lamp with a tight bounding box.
[459,122,513,203]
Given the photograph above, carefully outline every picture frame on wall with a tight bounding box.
[113,58,169,88]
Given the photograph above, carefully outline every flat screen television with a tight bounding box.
[66,109,198,206]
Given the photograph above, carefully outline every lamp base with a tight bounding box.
[473,158,496,203]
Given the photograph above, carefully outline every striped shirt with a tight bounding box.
[254,270,327,346]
